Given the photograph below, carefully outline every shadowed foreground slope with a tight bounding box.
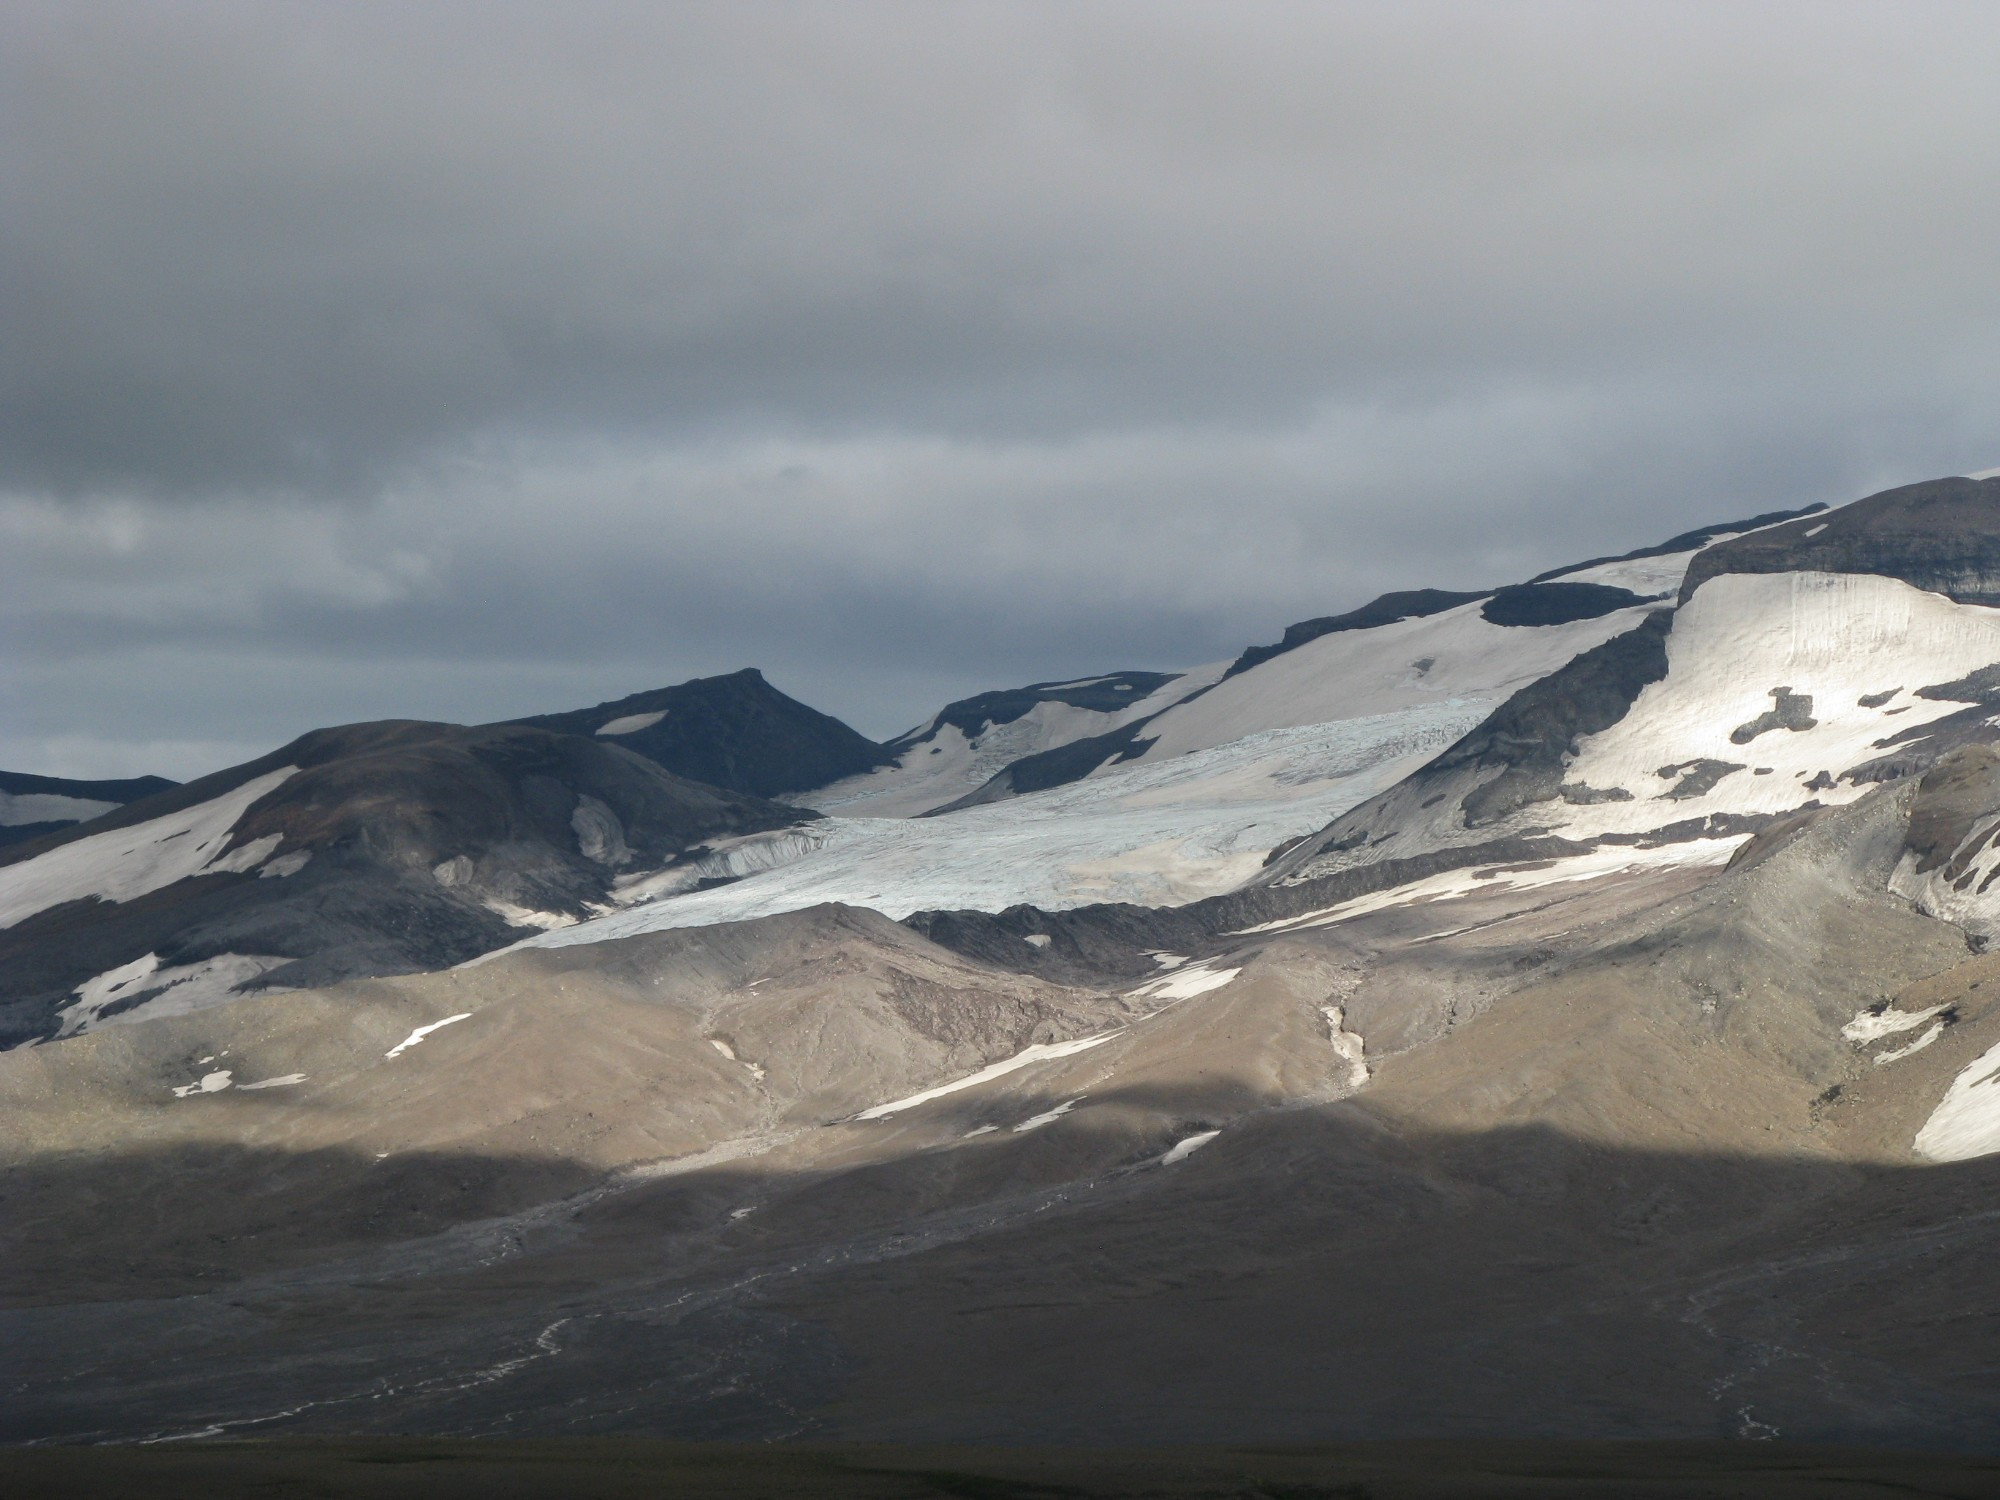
[5,1438,2000,1499]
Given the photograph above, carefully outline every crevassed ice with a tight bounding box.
[523,701,1488,947]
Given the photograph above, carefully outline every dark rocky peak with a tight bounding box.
[1479,581,1653,627]
[890,671,1180,750]
[1530,502,1826,583]
[1680,475,2000,604]
[219,719,812,876]
[0,770,178,803]
[508,666,891,798]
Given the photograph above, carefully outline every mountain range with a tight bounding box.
[9,470,2000,1454]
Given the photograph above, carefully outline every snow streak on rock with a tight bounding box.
[385,1013,472,1059]
[1160,1130,1221,1165]
[855,1034,1116,1121]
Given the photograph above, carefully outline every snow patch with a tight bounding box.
[708,1037,765,1081]
[1130,963,1241,1003]
[1023,933,1052,948]
[1013,1097,1082,1132]
[1875,1024,1945,1065]
[258,850,311,878]
[1915,1040,2000,1161]
[1321,573,2000,882]
[172,1070,233,1099]
[571,795,630,866]
[596,711,667,736]
[0,768,297,930]
[1842,1004,1947,1045]
[58,952,292,1037]
[482,899,578,931]
[1549,548,1702,596]
[238,1073,308,1090]
[385,1012,472,1059]
[855,1033,1116,1120]
[1322,1004,1370,1088]
[1891,813,2000,947]
[1160,1129,1220,1165]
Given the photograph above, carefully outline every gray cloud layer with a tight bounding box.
[6,2,2000,776]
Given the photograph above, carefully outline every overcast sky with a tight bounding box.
[6,1,2000,779]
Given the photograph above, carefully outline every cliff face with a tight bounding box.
[1682,475,2000,606]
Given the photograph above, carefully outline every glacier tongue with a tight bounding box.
[518,701,1488,949]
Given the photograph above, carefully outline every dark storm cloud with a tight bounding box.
[5,1,2000,774]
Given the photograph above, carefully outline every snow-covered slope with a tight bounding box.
[510,525,1799,939]
[1279,569,2000,885]
[1560,572,2000,832]
[1125,593,1668,765]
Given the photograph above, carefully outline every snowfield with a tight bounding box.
[1126,599,1660,765]
[1543,548,1702,596]
[0,768,297,930]
[1915,1039,2000,1162]
[1551,572,2000,840]
[513,591,1763,949]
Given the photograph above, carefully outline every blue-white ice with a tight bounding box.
[520,701,1488,949]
